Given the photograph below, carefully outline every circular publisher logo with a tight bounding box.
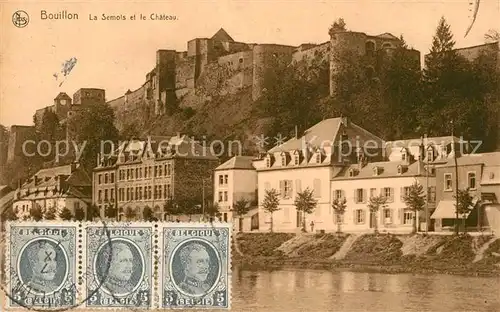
[12,10,29,28]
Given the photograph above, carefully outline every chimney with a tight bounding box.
[341,116,348,127]
[70,162,77,172]
[295,125,298,139]
[34,175,39,186]
[417,155,421,175]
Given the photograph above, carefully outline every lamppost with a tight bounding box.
[451,121,460,235]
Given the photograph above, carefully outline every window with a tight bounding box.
[444,173,452,191]
[355,209,365,224]
[427,150,433,161]
[159,165,163,176]
[427,186,436,202]
[98,190,102,201]
[104,174,108,184]
[365,41,375,57]
[294,156,299,165]
[383,208,392,224]
[219,175,224,185]
[334,190,343,200]
[144,167,148,178]
[110,173,114,183]
[280,180,293,199]
[224,175,228,185]
[218,192,223,202]
[166,164,171,176]
[281,157,286,166]
[355,188,364,203]
[400,187,411,201]
[239,58,243,63]
[397,165,403,175]
[370,188,377,198]
[98,174,102,185]
[131,169,134,180]
[383,187,393,202]
[403,209,413,225]
[349,169,356,177]
[104,189,108,201]
[166,184,171,198]
[126,170,130,180]
[468,172,476,189]
[224,191,228,202]
[266,158,271,167]
[401,152,406,161]
[373,167,379,176]
[316,154,321,163]
[490,172,495,180]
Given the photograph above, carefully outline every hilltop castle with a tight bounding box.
[107,27,421,116]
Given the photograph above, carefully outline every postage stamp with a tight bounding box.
[160,222,232,309]
[5,222,78,309]
[84,223,153,308]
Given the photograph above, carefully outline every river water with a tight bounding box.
[231,267,500,312]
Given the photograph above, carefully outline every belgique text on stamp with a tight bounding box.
[84,223,153,308]
[5,222,78,309]
[160,222,232,309]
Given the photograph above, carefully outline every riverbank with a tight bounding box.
[232,232,500,277]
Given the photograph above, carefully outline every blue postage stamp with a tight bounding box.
[6,222,77,309]
[161,222,232,309]
[84,224,153,308]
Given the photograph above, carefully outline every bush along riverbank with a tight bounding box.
[232,232,500,277]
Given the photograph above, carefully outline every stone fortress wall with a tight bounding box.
[106,27,421,120]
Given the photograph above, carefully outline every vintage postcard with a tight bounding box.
[1,0,499,311]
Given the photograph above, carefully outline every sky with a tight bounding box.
[0,0,499,127]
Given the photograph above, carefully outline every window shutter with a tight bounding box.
[400,187,404,201]
[398,208,403,223]
[354,189,358,203]
[362,210,366,224]
[295,179,301,193]
[279,180,285,197]
[390,209,394,223]
[342,190,346,200]
[389,188,394,202]
[353,209,357,225]
[288,180,293,198]
[363,189,367,203]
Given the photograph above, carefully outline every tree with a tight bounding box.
[30,204,43,221]
[294,188,318,232]
[44,206,57,220]
[262,189,281,233]
[403,180,426,234]
[3,206,18,221]
[67,103,119,171]
[367,196,388,234]
[125,207,136,221]
[329,18,347,35]
[484,29,500,43]
[74,207,86,221]
[205,201,221,221]
[233,198,250,231]
[454,188,475,233]
[164,199,179,220]
[424,16,457,83]
[59,207,73,221]
[331,197,347,233]
[104,204,116,219]
[38,109,62,142]
[142,206,155,221]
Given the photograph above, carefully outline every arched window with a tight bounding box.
[365,41,375,57]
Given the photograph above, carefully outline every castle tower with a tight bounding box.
[252,44,295,101]
[154,50,177,115]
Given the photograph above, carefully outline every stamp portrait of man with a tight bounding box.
[24,240,62,294]
[99,241,137,295]
[176,242,212,296]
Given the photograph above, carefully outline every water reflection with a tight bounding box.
[232,266,500,312]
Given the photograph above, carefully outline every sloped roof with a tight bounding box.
[385,136,459,148]
[268,118,384,153]
[54,92,71,100]
[437,152,500,168]
[215,156,255,171]
[376,33,399,40]
[211,28,234,42]
[20,163,91,189]
[332,160,431,180]
[0,191,14,209]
